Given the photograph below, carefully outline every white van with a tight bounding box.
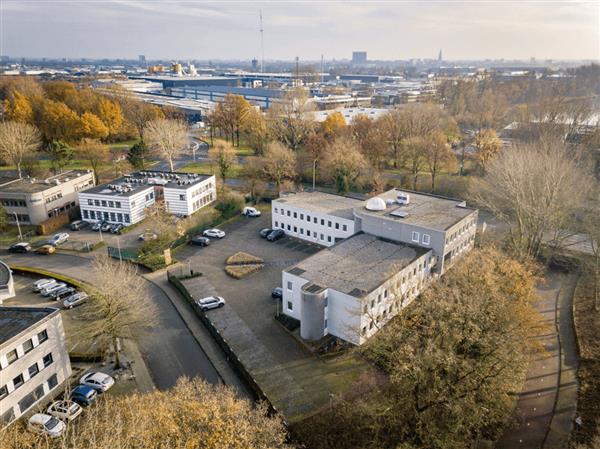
[32,279,57,293]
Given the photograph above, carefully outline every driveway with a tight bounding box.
[1,251,221,390]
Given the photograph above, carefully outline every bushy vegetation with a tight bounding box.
[214,189,245,219]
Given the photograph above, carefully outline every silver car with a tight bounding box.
[63,292,89,309]
[195,296,225,311]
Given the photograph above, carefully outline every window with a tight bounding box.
[313,217,317,224]
[384,289,388,298]
[28,363,39,378]
[6,349,18,365]
[101,200,107,207]
[274,207,278,213]
[94,200,100,206]
[131,201,136,207]
[369,321,374,330]
[179,194,185,201]
[294,226,297,233]
[124,214,130,223]
[82,210,89,219]
[327,236,332,242]
[300,228,304,234]
[87,199,93,205]
[280,209,284,215]
[103,212,109,220]
[274,221,278,227]
[300,213,304,220]
[307,230,311,236]
[287,301,293,311]
[110,213,116,221]
[12,374,24,389]
[18,384,44,413]
[47,374,58,390]
[38,329,48,343]
[293,212,297,218]
[363,304,368,313]
[108,201,114,208]
[287,210,290,216]
[422,234,431,245]
[307,215,311,222]
[377,294,381,303]
[42,353,53,368]
[23,339,34,354]
[343,224,347,232]
[320,233,324,240]
[115,201,121,208]
[328,220,332,227]
[321,219,324,225]
[0,385,7,400]
[324,319,328,328]
[287,224,291,231]
[117,213,123,222]
[335,223,339,230]
[362,326,367,336]
[287,281,293,291]
[412,231,420,242]
[370,300,374,308]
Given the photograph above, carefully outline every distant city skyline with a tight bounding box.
[1,1,598,62]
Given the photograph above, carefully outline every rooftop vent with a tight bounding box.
[390,208,409,218]
[365,197,386,211]
[288,267,306,276]
[396,192,410,205]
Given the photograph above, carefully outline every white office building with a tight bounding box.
[277,189,478,345]
[78,170,216,226]
[0,307,72,427]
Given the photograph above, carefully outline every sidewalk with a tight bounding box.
[143,267,252,399]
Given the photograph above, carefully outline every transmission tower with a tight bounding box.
[259,10,265,73]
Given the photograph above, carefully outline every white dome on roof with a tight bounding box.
[365,197,386,211]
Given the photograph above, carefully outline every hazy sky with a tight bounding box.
[1,1,598,61]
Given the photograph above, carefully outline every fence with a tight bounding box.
[107,246,139,262]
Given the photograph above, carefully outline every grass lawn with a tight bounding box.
[181,161,244,179]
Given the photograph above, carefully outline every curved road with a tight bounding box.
[2,251,220,390]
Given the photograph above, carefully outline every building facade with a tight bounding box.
[0,307,72,427]
[0,171,95,225]
[78,171,216,226]
[0,261,15,305]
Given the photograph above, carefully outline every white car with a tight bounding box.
[63,292,89,309]
[80,371,115,392]
[47,400,82,422]
[27,413,66,438]
[196,296,226,311]
[242,206,261,217]
[41,282,67,297]
[32,278,57,292]
[48,232,69,246]
[202,229,226,239]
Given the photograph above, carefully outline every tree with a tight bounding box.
[96,98,124,138]
[580,191,600,311]
[423,132,457,192]
[378,109,404,168]
[472,141,592,259]
[216,94,253,146]
[0,377,290,449]
[39,99,81,142]
[127,140,152,170]
[241,106,269,155]
[45,140,74,174]
[0,205,8,231]
[76,139,110,184]
[79,111,110,140]
[268,88,315,151]
[142,118,188,172]
[77,255,156,368]
[321,111,346,140]
[403,136,427,190]
[0,121,41,178]
[208,140,237,184]
[349,114,388,169]
[473,128,502,173]
[242,156,267,202]
[322,137,368,194]
[3,91,34,123]
[142,201,184,252]
[262,141,297,189]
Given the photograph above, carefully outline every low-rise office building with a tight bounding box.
[277,188,478,345]
[78,170,216,225]
[0,307,72,427]
[0,171,95,225]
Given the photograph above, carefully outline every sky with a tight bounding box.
[1,0,598,61]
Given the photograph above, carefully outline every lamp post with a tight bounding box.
[312,159,318,191]
[12,212,22,241]
[116,236,122,262]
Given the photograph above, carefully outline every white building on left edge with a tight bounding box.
[78,170,216,226]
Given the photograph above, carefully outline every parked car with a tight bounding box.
[70,385,97,406]
[63,292,89,309]
[47,400,82,422]
[91,221,104,231]
[27,413,66,438]
[48,232,69,246]
[242,206,261,217]
[70,220,89,231]
[202,229,226,239]
[35,244,56,255]
[50,286,76,300]
[138,230,157,241]
[189,235,210,247]
[8,242,31,253]
[32,278,57,292]
[271,287,283,299]
[259,228,273,238]
[196,296,226,311]
[80,371,115,392]
[110,223,124,234]
[41,282,67,297]
[100,222,112,232]
[267,229,285,241]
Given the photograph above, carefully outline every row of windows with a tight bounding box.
[0,198,26,207]
[274,221,335,243]
[274,207,348,232]
[44,192,63,204]
[87,198,122,208]
[191,182,214,198]
[10,214,29,222]
[446,219,476,245]
[74,180,93,192]
[83,210,130,223]
[192,192,214,211]
[1,330,48,371]
[411,231,431,246]
[0,353,54,402]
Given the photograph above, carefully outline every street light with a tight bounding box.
[12,212,22,241]
[312,159,318,191]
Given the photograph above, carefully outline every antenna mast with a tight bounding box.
[259,10,265,73]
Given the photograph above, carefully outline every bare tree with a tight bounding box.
[0,121,41,178]
[143,118,188,171]
[473,128,502,173]
[78,255,156,368]
[208,140,237,184]
[322,137,368,194]
[472,141,592,259]
[76,138,110,184]
[262,141,297,189]
[424,132,457,192]
[268,88,315,151]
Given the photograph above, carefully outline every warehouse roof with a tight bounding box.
[0,171,93,194]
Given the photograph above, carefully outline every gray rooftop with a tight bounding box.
[285,233,430,298]
[357,189,477,231]
[82,170,213,197]
[0,261,11,287]
[274,191,362,220]
[0,307,57,345]
[0,171,93,194]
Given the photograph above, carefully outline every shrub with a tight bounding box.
[215,190,245,219]
[225,264,264,279]
[226,251,264,265]
[138,253,167,271]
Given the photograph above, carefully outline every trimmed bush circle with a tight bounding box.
[225,252,264,279]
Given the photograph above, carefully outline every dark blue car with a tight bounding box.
[70,385,97,406]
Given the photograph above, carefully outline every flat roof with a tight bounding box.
[0,171,93,194]
[273,191,362,220]
[358,189,476,231]
[82,170,213,197]
[0,307,57,345]
[285,233,430,298]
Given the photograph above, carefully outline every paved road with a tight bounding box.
[1,251,221,390]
